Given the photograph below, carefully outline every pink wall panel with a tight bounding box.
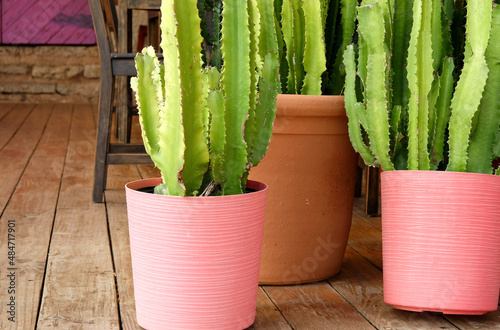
[2,0,96,45]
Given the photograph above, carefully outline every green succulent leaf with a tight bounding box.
[220,0,251,195]
[301,0,326,95]
[343,44,376,166]
[357,3,394,171]
[466,5,500,174]
[447,0,492,172]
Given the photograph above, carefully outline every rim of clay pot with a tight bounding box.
[125,178,267,199]
[277,94,345,117]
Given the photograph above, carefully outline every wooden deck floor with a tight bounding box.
[1,102,500,329]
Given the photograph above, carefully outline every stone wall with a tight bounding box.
[0,45,101,103]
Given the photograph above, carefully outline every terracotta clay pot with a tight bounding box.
[382,170,500,315]
[249,94,358,285]
[125,178,267,329]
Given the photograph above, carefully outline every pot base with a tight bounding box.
[392,305,490,315]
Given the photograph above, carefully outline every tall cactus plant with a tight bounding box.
[131,0,280,196]
[277,0,357,95]
[344,0,500,174]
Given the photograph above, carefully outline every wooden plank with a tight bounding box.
[105,193,141,330]
[46,1,95,45]
[353,197,382,231]
[251,287,293,330]
[103,163,142,329]
[2,0,95,45]
[445,310,500,329]
[0,105,72,329]
[107,153,153,165]
[55,103,101,209]
[0,103,16,121]
[36,207,119,329]
[1,0,38,43]
[0,104,52,214]
[109,144,146,153]
[106,165,142,190]
[347,213,383,269]
[0,103,33,151]
[127,0,161,10]
[37,104,119,329]
[329,247,457,330]
[263,282,375,329]
[136,164,161,179]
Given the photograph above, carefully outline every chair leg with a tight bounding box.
[93,74,114,203]
[117,76,129,143]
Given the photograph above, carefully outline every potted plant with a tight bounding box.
[126,0,280,328]
[248,0,360,285]
[344,0,500,314]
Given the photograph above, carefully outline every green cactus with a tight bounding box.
[131,0,280,196]
[278,0,357,95]
[447,0,492,172]
[344,0,498,174]
[466,5,500,174]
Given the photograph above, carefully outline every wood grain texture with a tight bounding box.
[330,247,456,330]
[106,200,141,330]
[0,103,16,121]
[2,0,96,44]
[0,104,33,151]
[445,310,500,329]
[353,197,383,231]
[56,103,100,209]
[136,164,161,179]
[347,213,383,269]
[37,104,119,328]
[106,165,141,190]
[264,282,375,329]
[250,288,293,330]
[0,104,71,329]
[37,207,119,329]
[0,104,51,214]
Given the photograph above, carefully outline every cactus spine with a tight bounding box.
[344,0,498,174]
[131,0,280,196]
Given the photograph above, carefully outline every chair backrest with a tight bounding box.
[90,0,139,77]
[89,0,119,58]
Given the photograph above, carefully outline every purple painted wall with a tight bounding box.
[2,0,96,45]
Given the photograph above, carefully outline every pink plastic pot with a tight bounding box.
[125,178,268,329]
[382,170,500,315]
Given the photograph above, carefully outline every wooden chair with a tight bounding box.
[89,0,153,203]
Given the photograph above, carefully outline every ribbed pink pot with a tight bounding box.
[382,170,500,315]
[125,178,268,330]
